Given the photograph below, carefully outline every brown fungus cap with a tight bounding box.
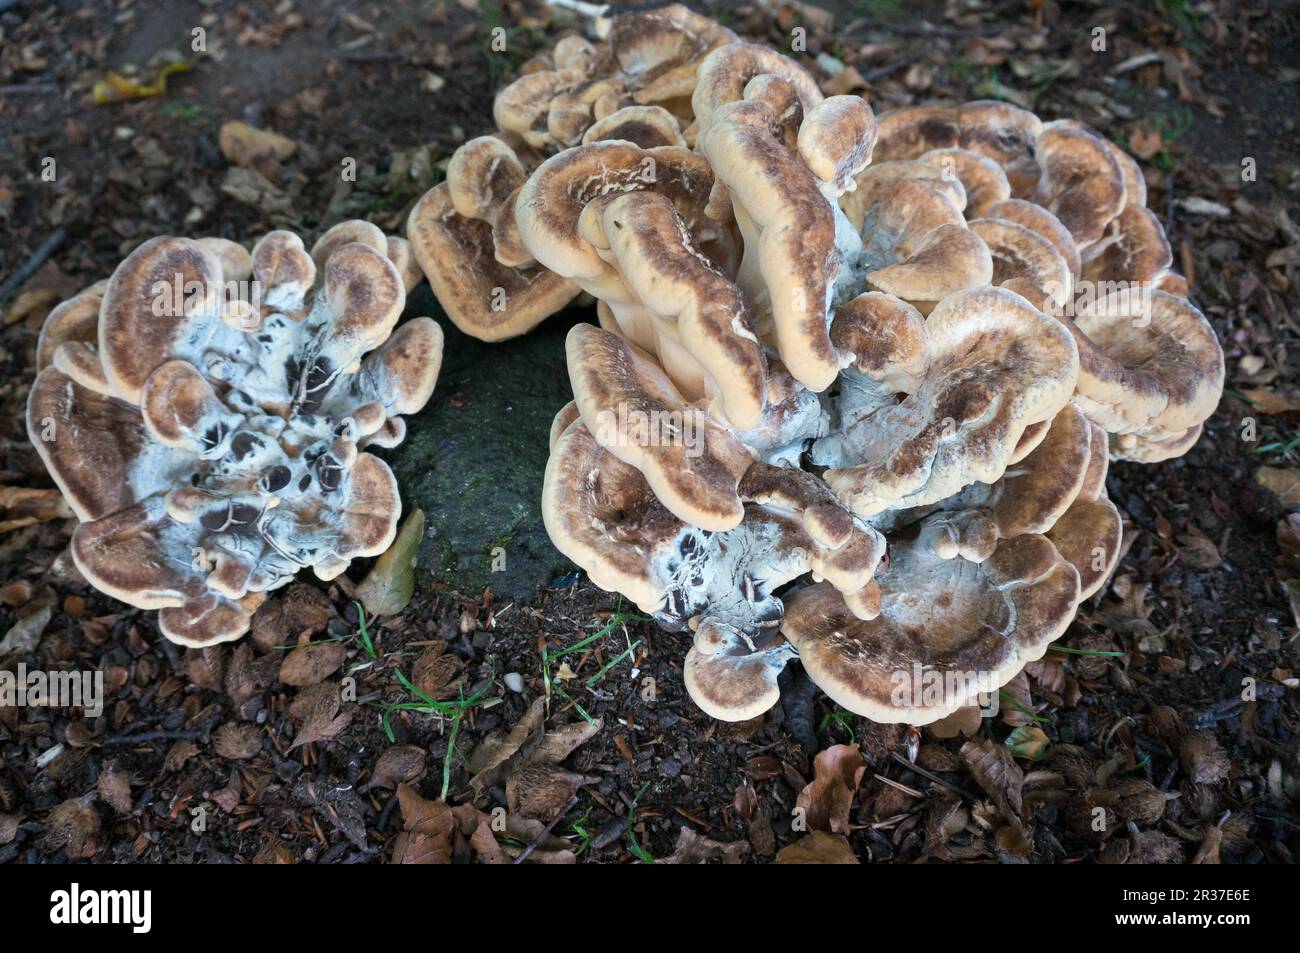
[690,42,823,134]
[968,216,1072,311]
[696,94,846,391]
[982,198,1081,279]
[406,181,580,341]
[919,147,1010,218]
[855,177,993,309]
[1032,120,1125,248]
[565,322,754,531]
[1069,289,1224,441]
[915,403,1095,562]
[782,532,1080,724]
[586,189,768,429]
[819,287,1079,516]
[581,104,687,147]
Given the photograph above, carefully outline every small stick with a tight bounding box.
[0,227,66,307]
[0,84,59,95]
[513,793,579,864]
[101,728,203,747]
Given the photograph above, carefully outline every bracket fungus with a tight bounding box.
[529,34,1222,725]
[27,223,442,647]
[406,5,742,342]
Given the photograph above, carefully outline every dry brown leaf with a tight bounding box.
[372,745,428,789]
[0,813,18,846]
[796,743,866,834]
[278,641,346,687]
[163,739,199,773]
[412,642,464,700]
[1241,387,1300,416]
[960,739,1025,823]
[288,682,352,749]
[1128,126,1164,160]
[928,704,985,738]
[661,827,749,864]
[1257,467,1300,509]
[530,717,604,764]
[773,831,859,864]
[0,486,72,532]
[467,696,545,790]
[218,120,297,172]
[390,783,453,864]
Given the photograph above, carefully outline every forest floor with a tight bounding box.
[0,0,1297,864]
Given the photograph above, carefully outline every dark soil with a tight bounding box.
[0,0,1297,864]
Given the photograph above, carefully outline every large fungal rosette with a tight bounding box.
[528,40,1222,726]
[26,222,443,647]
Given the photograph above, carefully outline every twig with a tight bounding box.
[861,52,925,84]
[0,83,59,95]
[842,18,1007,39]
[341,51,403,63]
[101,728,202,747]
[513,793,579,864]
[889,751,977,800]
[0,227,66,307]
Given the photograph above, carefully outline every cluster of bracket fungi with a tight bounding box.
[403,5,1224,726]
[27,222,441,646]
[28,5,1224,727]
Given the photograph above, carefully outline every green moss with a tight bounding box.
[382,286,581,600]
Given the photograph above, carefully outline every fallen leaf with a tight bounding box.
[927,705,983,738]
[661,827,749,864]
[93,61,191,104]
[278,641,346,687]
[1128,125,1163,160]
[218,120,298,172]
[0,486,72,532]
[1004,725,1050,761]
[411,642,463,700]
[773,831,859,864]
[287,682,352,749]
[356,508,424,617]
[1241,387,1300,416]
[1257,467,1300,509]
[390,783,453,864]
[796,743,865,834]
[371,744,427,789]
[960,739,1025,823]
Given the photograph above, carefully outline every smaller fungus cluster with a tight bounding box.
[27,222,442,646]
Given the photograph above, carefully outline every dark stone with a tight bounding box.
[383,285,590,601]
